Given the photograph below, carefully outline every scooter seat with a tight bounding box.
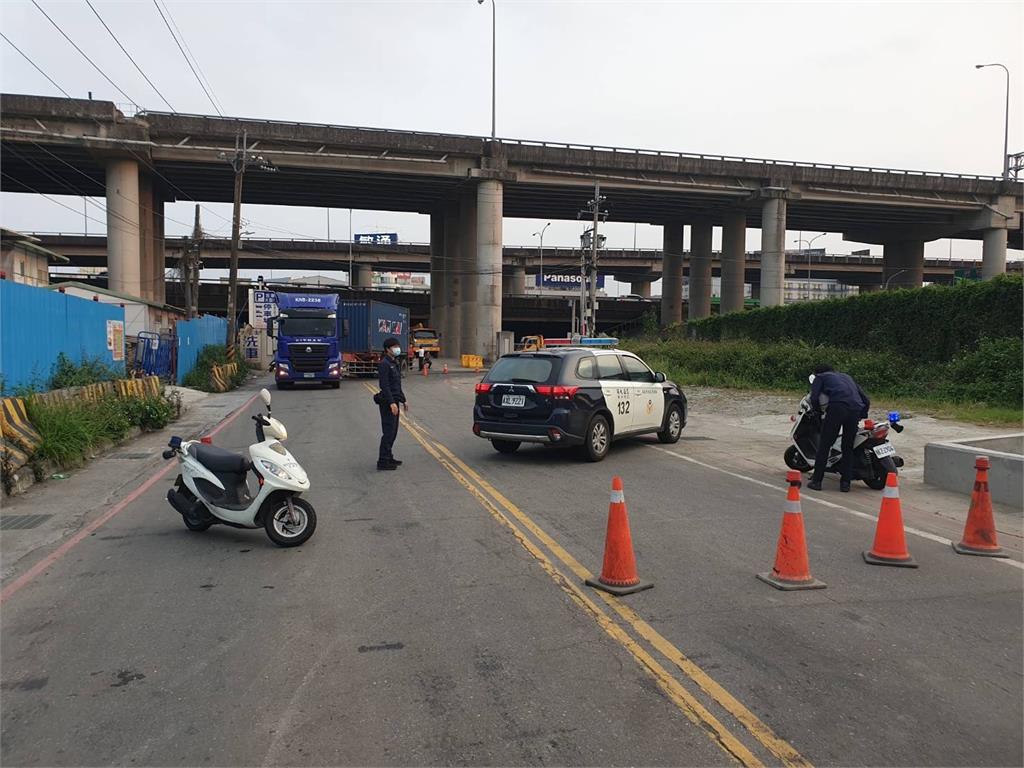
[188,443,251,474]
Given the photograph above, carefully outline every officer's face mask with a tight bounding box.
[391,346,402,356]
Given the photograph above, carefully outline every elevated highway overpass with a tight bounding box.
[3,93,1021,358]
[34,234,1021,294]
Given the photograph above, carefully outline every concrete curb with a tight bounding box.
[924,433,1024,509]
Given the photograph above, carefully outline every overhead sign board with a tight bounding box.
[535,274,606,290]
[248,289,279,330]
[355,233,399,246]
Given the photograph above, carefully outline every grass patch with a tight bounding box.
[624,336,1023,428]
[182,345,249,392]
[26,392,179,470]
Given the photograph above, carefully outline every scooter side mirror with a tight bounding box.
[808,374,816,384]
[259,388,272,409]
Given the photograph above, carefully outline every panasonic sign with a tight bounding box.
[535,274,606,290]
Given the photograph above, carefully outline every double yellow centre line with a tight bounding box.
[365,384,809,767]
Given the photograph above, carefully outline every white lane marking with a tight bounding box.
[648,444,1024,572]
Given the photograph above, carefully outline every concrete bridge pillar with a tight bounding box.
[629,280,652,298]
[105,158,142,298]
[476,179,504,361]
[353,263,373,289]
[459,189,479,357]
[760,191,788,308]
[689,220,713,319]
[137,174,166,304]
[720,211,747,314]
[661,222,684,327]
[882,241,924,289]
[982,228,1007,279]
[429,212,446,337]
[504,262,527,296]
[443,205,461,358]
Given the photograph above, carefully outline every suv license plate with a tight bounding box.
[873,443,896,458]
[502,394,526,407]
[303,373,315,379]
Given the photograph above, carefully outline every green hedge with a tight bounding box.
[625,336,1023,410]
[684,276,1023,362]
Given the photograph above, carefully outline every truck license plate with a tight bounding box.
[303,373,315,379]
[873,443,896,458]
[502,394,526,407]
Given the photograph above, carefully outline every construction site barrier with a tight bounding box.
[210,363,238,393]
[460,354,484,370]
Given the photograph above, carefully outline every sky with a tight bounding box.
[1,0,1021,292]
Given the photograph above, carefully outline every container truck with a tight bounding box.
[338,299,410,376]
[270,292,344,389]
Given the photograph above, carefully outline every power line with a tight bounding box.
[0,32,72,98]
[85,0,175,111]
[151,0,222,115]
[30,0,137,107]
[156,0,224,114]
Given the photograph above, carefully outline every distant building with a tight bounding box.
[783,278,859,303]
[0,227,69,286]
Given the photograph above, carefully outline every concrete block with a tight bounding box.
[924,433,1023,508]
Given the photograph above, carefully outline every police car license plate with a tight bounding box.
[502,394,526,407]
[303,373,315,379]
[873,443,896,458]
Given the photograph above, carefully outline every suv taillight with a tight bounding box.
[475,382,492,394]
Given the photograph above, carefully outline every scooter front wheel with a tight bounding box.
[784,445,812,472]
[263,496,316,547]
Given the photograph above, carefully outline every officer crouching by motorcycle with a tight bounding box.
[807,364,870,493]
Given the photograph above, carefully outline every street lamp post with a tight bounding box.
[533,222,551,295]
[793,233,826,300]
[477,0,496,140]
[975,63,1011,178]
[884,269,909,290]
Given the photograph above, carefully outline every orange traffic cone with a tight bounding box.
[757,471,826,590]
[953,456,1008,558]
[586,477,653,596]
[442,363,449,375]
[422,362,429,377]
[863,473,917,567]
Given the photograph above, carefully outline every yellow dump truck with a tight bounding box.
[411,325,441,358]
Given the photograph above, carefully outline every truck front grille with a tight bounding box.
[287,343,329,372]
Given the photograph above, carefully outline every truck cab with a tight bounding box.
[271,293,343,389]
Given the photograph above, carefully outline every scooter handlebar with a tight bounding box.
[161,448,177,460]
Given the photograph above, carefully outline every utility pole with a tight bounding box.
[220,131,276,357]
[183,203,203,319]
[577,182,607,336]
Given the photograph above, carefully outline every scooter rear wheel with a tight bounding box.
[263,497,316,547]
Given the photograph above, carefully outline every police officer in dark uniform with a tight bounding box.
[376,337,407,470]
[808,364,870,492]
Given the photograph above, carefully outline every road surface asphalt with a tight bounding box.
[2,374,1021,766]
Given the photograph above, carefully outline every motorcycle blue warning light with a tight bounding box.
[888,411,901,423]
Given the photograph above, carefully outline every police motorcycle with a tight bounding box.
[784,374,905,490]
[162,388,317,546]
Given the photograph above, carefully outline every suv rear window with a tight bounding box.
[489,356,556,383]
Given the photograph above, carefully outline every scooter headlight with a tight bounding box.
[259,459,293,481]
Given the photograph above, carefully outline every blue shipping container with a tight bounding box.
[339,300,409,354]
[0,280,126,394]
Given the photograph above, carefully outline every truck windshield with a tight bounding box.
[279,317,335,337]
[413,330,437,340]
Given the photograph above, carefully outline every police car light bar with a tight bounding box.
[579,337,618,347]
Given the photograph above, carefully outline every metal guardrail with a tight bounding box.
[136,110,1009,183]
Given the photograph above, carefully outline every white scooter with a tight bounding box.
[163,388,317,547]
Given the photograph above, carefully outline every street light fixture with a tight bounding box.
[793,233,826,300]
[532,222,551,295]
[884,269,909,290]
[975,63,1011,178]
[477,0,496,140]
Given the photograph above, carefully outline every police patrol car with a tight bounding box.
[472,348,687,461]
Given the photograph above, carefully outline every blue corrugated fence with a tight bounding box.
[175,315,227,384]
[0,280,126,394]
